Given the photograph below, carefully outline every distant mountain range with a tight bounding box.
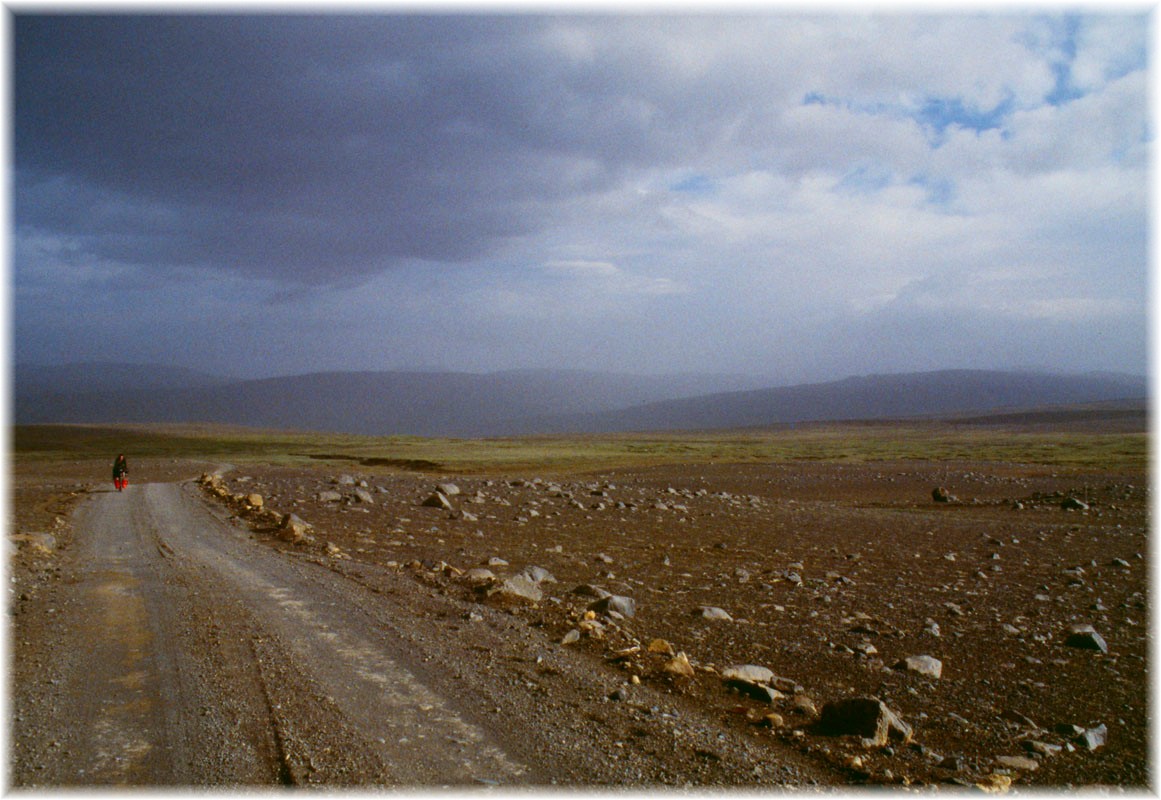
[12,363,1148,437]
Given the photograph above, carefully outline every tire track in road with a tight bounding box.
[31,482,533,787]
[42,485,190,785]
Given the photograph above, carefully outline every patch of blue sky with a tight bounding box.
[1042,14,1084,106]
[1020,13,1147,107]
[907,174,955,207]
[832,167,956,208]
[670,174,715,195]
[915,94,1013,138]
[834,164,893,195]
[803,90,1013,146]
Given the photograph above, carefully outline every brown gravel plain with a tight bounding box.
[9,415,1150,788]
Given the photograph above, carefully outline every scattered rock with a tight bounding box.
[436,483,461,497]
[1078,723,1108,751]
[519,565,556,584]
[720,664,775,685]
[588,595,636,618]
[790,695,818,718]
[938,755,963,771]
[894,655,943,679]
[932,487,957,503]
[246,493,264,508]
[1064,624,1108,653]
[994,755,1039,771]
[461,568,496,586]
[662,652,696,679]
[977,775,1013,792]
[694,606,733,621]
[485,575,543,607]
[724,678,789,701]
[11,532,56,555]
[1061,497,1089,511]
[560,629,581,645]
[317,490,344,503]
[571,584,611,599]
[818,697,912,747]
[727,680,782,704]
[607,686,631,702]
[578,617,606,640]
[422,491,454,510]
[351,488,374,504]
[278,514,313,544]
[1022,740,1063,758]
[1000,710,1039,730]
[648,638,675,656]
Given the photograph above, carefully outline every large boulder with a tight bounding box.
[818,697,913,748]
[279,513,314,544]
[422,491,454,510]
[486,575,543,607]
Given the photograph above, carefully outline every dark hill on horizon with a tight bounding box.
[12,365,1147,437]
[14,362,230,395]
[501,369,1148,435]
[13,365,771,436]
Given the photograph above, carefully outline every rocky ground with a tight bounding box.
[10,451,1149,788]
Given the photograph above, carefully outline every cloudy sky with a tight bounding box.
[12,10,1152,382]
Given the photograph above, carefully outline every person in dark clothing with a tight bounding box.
[113,454,128,491]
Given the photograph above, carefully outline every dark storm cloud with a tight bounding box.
[14,14,680,283]
[13,12,1150,380]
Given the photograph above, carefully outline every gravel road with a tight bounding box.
[10,479,834,787]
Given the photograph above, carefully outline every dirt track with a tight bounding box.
[9,477,834,787]
[9,449,1150,789]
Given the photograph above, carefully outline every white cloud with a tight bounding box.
[1071,15,1150,92]
[540,258,689,297]
[543,259,621,278]
[978,70,1149,174]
